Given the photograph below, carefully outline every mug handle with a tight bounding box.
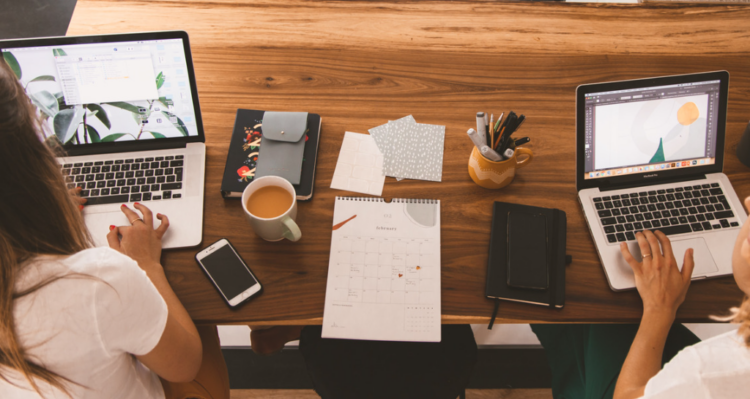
[281,216,302,242]
[514,147,534,169]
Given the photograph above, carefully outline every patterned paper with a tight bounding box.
[383,121,445,182]
[368,115,416,159]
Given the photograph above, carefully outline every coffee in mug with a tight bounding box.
[245,186,294,219]
[240,176,302,242]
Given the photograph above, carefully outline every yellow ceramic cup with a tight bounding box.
[468,146,533,189]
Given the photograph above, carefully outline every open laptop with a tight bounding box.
[576,71,746,291]
[1,31,206,248]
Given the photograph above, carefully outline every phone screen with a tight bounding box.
[200,244,258,300]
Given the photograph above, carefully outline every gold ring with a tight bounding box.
[129,218,144,225]
[642,253,652,258]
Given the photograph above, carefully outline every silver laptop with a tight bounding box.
[576,71,746,291]
[1,31,206,248]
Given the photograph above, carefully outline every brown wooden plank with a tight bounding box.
[69,0,750,324]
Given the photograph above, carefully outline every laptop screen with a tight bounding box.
[582,78,722,180]
[2,37,200,145]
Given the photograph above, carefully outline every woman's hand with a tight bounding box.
[620,230,695,320]
[106,203,170,267]
[69,186,87,211]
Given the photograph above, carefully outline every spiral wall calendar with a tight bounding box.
[322,197,441,342]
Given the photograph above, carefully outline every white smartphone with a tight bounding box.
[195,238,263,307]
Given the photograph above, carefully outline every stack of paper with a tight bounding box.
[330,116,445,197]
[369,115,446,182]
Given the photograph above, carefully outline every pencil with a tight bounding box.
[490,114,494,147]
[494,124,506,149]
[494,112,504,134]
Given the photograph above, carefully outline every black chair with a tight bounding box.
[299,324,477,399]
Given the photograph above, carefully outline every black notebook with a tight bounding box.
[220,109,322,200]
[485,202,567,309]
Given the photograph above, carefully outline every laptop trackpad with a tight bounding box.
[670,238,718,277]
[627,237,717,277]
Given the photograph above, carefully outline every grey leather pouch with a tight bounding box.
[256,111,308,184]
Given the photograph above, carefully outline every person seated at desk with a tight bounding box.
[0,61,228,399]
[532,202,750,399]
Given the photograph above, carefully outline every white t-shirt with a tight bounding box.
[0,247,168,399]
[643,329,750,398]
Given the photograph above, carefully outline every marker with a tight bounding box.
[480,145,503,161]
[467,128,485,150]
[514,115,526,132]
[503,148,515,159]
[476,112,487,146]
[498,112,519,153]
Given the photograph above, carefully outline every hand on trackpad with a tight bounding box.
[669,238,718,276]
[625,237,718,277]
[623,237,719,277]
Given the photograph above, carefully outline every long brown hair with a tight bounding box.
[0,59,92,395]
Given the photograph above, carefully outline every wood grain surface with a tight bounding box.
[68,0,750,324]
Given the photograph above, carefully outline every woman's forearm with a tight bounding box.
[141,261,200,342]
[614,311,674,399]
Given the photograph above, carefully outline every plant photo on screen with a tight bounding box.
[3,47,190,145]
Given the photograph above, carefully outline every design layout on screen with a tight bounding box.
[2,39,198,145]
[583,80,720,179]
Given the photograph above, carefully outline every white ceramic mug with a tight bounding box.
[241,176,302,242]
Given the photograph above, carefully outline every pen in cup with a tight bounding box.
[484,113,492,146]
[494,112,504,134]
[476,112,487,146]
[481,145,503,161]
[467,128,486,150]
[490,113,494,145]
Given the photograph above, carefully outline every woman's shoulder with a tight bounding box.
[690,329,750,366]
[644,329,750,397]
[659,328,750,377]
[23,247,141,287]
[64,246,138,271]
[67,247,148,288]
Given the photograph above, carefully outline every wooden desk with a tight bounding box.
[68,0,750,325]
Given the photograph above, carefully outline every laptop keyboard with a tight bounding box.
[593,183,739,244]
[61,156,184,205]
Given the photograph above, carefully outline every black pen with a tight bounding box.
[514,137,530,146]
[497,112,517,152]
[501,114,525,152]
